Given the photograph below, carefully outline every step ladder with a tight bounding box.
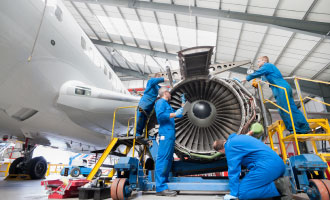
[86,106,150,181]
[257,77,330,177]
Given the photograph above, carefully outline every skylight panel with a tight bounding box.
[142,22,163,44]
[178,26,196,48]
[160,24,179,46]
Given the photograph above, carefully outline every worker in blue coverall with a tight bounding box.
[154,87,184,197]
[213,133,292,200]
[136,73,169,137]
[242,56,310,134]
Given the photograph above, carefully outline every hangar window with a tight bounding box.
[75,86,91,96]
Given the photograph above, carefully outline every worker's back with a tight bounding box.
[261,63,290,88]
[225,133,284,170]
[139,77,164,111]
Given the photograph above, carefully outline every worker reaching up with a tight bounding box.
[135,73,169,137]
[242,56,310,135]
[213,133,292,200]
[154,87,184,196]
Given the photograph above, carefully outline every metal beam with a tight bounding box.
[96,46,147,79]
[153,11,168,53]
[85,3,113,42]
[289,31,330,76]
[174,13,182,51]
[104,46,132,71]
[117,7,139,47]
[273,33,294,65]
[214,20,221,63]
[70,1,101,40]
[117,6,145,74]
[151,56,166,72]
[135,9,153,50]
[134,9,153,74]
[112,65,148,79]
[100,5,126,45]
[232,23,244,62]
[213,1,222,64]
[312,61,330,79]
[170,0,182,51]
[71,0,330,37]
[274,0,319,65]
[252,0,280,64]
[92,39,177,60]
[93,39,253,76]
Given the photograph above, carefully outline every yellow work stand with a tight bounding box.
[268,118,330,175]
[86,106,150,181]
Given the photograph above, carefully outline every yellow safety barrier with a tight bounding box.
[0,162,11,177]
[46,164,67,176]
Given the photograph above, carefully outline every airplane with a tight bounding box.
[0,0,141,179]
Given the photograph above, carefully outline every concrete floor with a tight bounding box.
[0,176,310,200]
[0,176,226,200]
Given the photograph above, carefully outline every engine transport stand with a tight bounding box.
[110,155,231,200]
[285,154,330,199]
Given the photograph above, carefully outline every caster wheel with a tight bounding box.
[111,178,131,200]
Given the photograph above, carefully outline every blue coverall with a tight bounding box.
[226,133,285,199]
[154,98,176,192]
[246,63,310,134]
[136,77,165,136]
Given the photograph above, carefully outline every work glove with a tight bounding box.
[223,194,237,200]
[181,94,186,104]
[175,108,183,118]
[251,79,258,88]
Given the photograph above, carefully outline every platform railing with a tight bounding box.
[111,106,138,156]
[257,80,300,156]
[292,76,330,120]
[258,77,330,175]
[87,106,138,181]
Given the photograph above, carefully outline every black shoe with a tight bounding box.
[274,177,293,200]
[156,189,177,197]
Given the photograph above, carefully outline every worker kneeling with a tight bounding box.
[155,87,184,197]
[213,133,292,200]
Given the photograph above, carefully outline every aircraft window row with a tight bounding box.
[104,66,108,75]
[81,36,86,50]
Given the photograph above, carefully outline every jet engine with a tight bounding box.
[148,46,267,161]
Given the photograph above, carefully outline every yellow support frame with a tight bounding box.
[107,146,132,179]
[87,106,138,181]
[263,77,330,176]
[258,81,300,154]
